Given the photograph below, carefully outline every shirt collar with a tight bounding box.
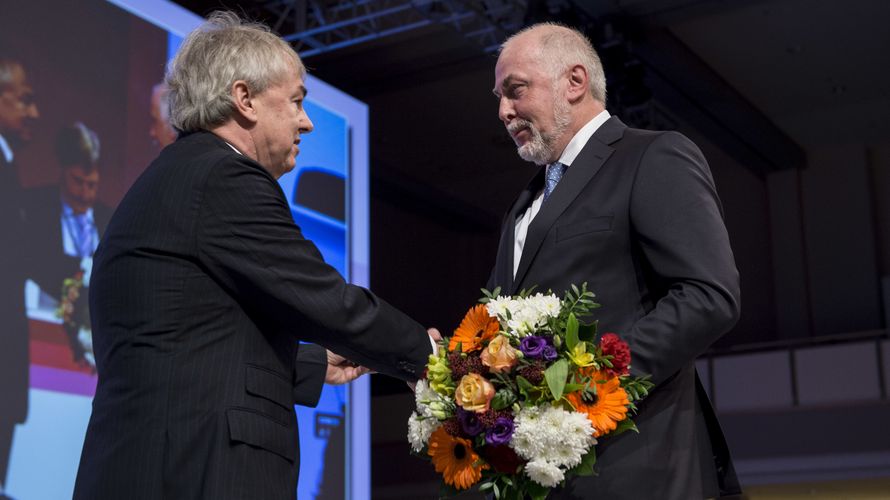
[0,133,13,164]
[224,141,243,155]
[62,200,94,221]
[556,109,611,167]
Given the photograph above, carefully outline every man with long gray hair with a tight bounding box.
[488,23,741,498]
[74,12,437,500]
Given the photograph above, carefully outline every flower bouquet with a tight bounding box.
[56,270,96,371]
[408,284,653,499]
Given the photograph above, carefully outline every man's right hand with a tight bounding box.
[409,327,442,392]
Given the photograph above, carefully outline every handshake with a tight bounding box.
[323,327,442,385]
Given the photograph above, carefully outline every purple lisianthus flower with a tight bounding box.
[458,408,484,436]
[485,416,514,445]
[520,335,547,358]
[542,345,558,361]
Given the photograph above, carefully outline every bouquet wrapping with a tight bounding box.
[408,284,653,499]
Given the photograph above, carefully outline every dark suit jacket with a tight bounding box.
[0,153,29,425]
[488,117,742,499]
[73,131,432,500]
[21,185,112,300]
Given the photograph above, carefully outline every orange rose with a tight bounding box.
[454,373,495,413]
[480,335,519,373]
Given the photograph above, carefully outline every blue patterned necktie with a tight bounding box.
[543,162,566,201]
[73,213,94,258]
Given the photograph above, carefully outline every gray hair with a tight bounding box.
[165,11,305,132]
[502,23,607,104]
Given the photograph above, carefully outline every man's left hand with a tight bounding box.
[325,350,371,385]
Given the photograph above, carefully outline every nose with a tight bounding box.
[299,109,314,134]
[28,102,39,119]
[498,96,515,125]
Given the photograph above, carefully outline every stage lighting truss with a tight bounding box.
[258,0,528,57]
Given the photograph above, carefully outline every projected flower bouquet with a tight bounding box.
[57,270,96,371]
[408,284,653,499]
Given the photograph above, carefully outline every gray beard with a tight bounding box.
[510,100,572,166]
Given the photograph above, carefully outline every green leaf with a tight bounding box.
[527,481,550,500]
[516,375,534,391]
[568,450,597,477]
[492,482,500,498]
[479,481,494,492]
[563,383,586,393]
[438,481,460,498]
[565,313,579,351]
[491,388,517,410]
[544,359,569,401]
[608,418,639,438]
[578,321,597,342]
[516,375,534,400]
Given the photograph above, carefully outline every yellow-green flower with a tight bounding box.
[568,342,596,367]
[427,350,455,396]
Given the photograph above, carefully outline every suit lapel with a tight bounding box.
[512,116,627,289]
[492,168,544,294]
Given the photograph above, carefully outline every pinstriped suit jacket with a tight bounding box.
[74,131,431,500]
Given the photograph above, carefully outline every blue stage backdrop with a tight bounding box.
[0,1,370,498]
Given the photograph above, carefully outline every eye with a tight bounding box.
[506,83,525,98]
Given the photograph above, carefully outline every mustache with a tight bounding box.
[506,119,533,135]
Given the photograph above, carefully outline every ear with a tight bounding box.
[231,80,258,123]
[566,64,589,102]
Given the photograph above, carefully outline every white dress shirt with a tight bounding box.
[61,202,99,258]
[513,110,611,278]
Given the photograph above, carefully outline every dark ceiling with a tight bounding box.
[171,0,890,220]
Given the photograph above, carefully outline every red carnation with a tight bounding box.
[478,444,524,475]
[600,333,631,377]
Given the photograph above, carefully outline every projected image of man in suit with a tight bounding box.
[0,57,39,500]
[22,122,112,369]
[73,12,438,500]
[489,24,742,499]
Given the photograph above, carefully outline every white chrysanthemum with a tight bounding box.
[414,379,435,411]
[407,413,440,452]
[486,296,516,319]
[529,293,561,319]
[488,294,560,337]
[414,379,452,420]
[501,294,560,337]
[511,405,595,470]
[525,459,565,488]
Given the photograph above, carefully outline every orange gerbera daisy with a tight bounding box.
[427,427,489,490]
[449,304,498,352]
[566,369,629,437]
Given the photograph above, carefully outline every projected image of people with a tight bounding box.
[23,122,111,371]
[149,83,177,150]
[0,56,39,500]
